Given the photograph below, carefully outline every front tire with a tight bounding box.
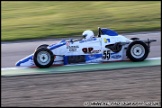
[126,41,149,62]
[36,44,49,50]
[33,48,54,68]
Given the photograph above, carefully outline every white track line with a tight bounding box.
[1,67,28,71]
[1,57,161,71]
[146,57,161,60]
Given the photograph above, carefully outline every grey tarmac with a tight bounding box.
[2,66,161,107]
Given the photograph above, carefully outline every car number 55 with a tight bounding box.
[103,50,110,60]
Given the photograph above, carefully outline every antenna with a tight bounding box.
[98,27,101,37]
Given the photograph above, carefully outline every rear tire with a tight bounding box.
[33,48,54,68]
[131,37,139,41]
[126,41,149,62]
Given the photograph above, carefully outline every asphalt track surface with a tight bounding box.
[2,66,161,107]
[1,31,161,107]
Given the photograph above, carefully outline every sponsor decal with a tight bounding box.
[104,38,107,43]
[91,50,101,53]
[107,39,110,42]
[82,47,93,53]
[87,55,96,60]
[66,41,70,47]
[103,38,110,43]
[111,54,121,59]
[86,54,102,61]
[82,47,101,54]
[79,38,97,43]
[68,55,85,64]
[67,45,79,52]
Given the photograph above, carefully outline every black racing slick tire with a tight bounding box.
[126,41,149,62]
[33,48,54,68]
[130,37,139,41]
[36,44,49,50]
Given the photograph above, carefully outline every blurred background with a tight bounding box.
[2,1,161,41]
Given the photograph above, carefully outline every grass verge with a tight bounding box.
[2,1,161,41]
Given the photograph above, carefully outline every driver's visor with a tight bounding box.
[82,34,87,38]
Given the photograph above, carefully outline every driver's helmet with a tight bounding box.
[82,30,95,40]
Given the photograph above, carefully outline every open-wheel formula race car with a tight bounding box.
[16,27,156,68]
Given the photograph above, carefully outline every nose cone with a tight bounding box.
[15,61,21,66]
[15,54,34,67]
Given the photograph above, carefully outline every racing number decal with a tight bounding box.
[103,50,110,60]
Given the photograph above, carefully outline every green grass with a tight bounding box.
[2,1,161,41]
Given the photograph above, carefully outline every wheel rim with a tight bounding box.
[37,51,51,65]
[130,44,145,59]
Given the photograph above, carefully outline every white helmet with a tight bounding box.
[82,30,95,40]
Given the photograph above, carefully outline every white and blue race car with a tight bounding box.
[16,27,156,68]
